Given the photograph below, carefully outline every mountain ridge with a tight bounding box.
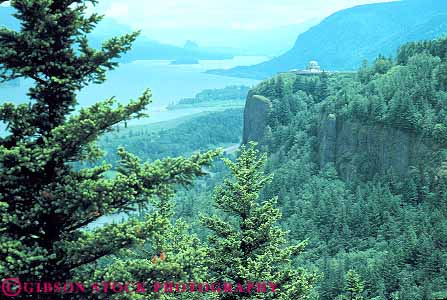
[208,0,447,79]
[0,6,233,62]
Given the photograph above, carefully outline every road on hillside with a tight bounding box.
[223,144,240,154]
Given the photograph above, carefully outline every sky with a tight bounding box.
[86,0,398,47]
[92,0,397,30]
[2,0,398,50]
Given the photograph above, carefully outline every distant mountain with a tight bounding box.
[209,0,447,79]
[200,21,320,57]
[184,40,200,51]
[139,20,319,57]
[0,7,232,62]
[229,21,321,56]
[89,19,233,61]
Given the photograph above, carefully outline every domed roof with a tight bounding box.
[307,60,320,70]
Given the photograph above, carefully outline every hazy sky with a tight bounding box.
[91,0,397,31]
[83,0,399,47]
[2,0,398,49]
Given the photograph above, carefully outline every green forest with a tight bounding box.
[1,1,447,300]
[98,109,243,163]
[162,38,447,299]
[238,37,447,299]
[167,86,250,109]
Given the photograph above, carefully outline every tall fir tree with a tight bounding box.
[338,270,364,300]
[275,76,286,99]
[0,0,219,291]
[293,76,305,93]
[318,72,330,101]
[201,142,316,300]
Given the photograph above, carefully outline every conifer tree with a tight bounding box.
[293,76,304,93]
[338,270,364,300]
[201,142,316,300]
[0,0,218,287]
[90,196,211,300]
[318,72,330,101]
[275,76,286,99]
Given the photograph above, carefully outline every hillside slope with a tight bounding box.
[209,0,447,79]
[241,37,447,299]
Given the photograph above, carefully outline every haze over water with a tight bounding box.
[0,56,265,126]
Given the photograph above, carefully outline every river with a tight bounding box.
[0,56,266,127]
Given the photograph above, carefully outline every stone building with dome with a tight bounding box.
[307,61,321,72]
[279,61,356,76]
[288,60,324,75]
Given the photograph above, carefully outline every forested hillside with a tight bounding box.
[167,86,250,109]
[101,36,447,299]
[240,37,447,299]
[3,1,447,299]
[99,109,243,163]
[210,0,447,79]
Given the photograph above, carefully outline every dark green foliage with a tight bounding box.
[201,143,317,300]
[3,1,447,299]
[173,85,250,106]
[397,38,447,65]
[0,0,218,288]
[322,37,447,145]
[292,74,329,102]
[87,197,211,300]
[99,109,243,163]
[338,270,364,300]
[243,36,447,299]
[97,108,244,238]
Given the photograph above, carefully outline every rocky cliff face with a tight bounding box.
[242,94,272,144]
[318,113,437,181]
[242,91,437,181]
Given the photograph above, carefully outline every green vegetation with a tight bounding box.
[96,108,245,237]
[0,2,315,299]
[239,37,447,299]
[0,0,218,288]
[202,142,317,300]
[99,109,243,163]
[2,1,447,299]
[168,85,250,109]
[337,270,365,300]
[328,40,447,145]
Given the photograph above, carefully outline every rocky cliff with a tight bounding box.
[242,94,272,144]
[242,91,438,182]
[317,113,437,182]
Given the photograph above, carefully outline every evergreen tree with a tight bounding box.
[358,59,372,84]
[275,76,286,99]
[90,196,211,300]
[293,76,305,93]
[339,270,364,300]
[201,142,316,300]
[318,72,330,101]
[0,0,218,289]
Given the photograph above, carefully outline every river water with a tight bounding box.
[0,56,266,126]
